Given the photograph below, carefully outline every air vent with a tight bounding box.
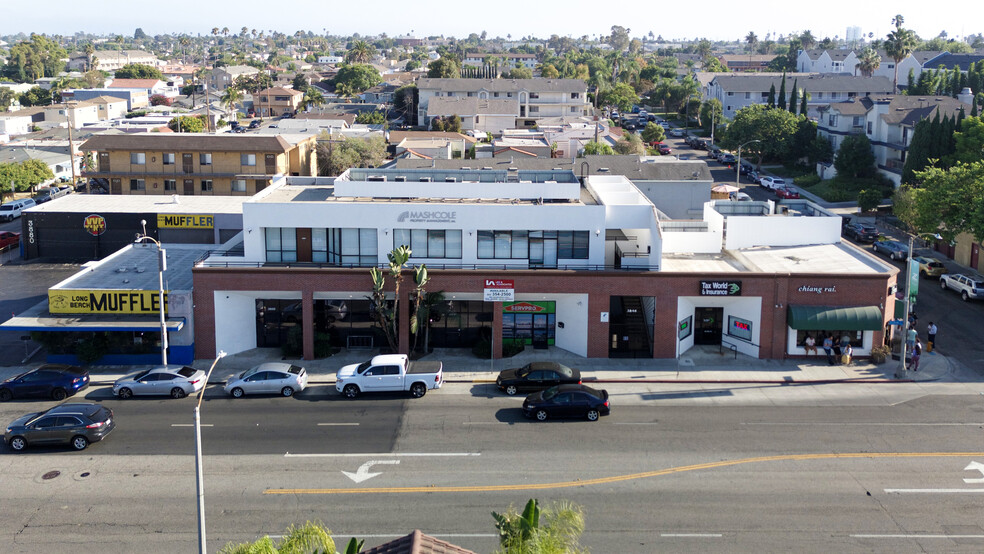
[482,167,493,170]
[394,176,406,182]
[419,177,432,182]
[445,177,457,182]
[508,167,518,171]
[599,167,610,172]
[367,175,387,182]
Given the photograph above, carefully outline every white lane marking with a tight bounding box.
[884,488,984,493]
[661,533,723,537]
[964,461,984,483]
[342,460,400,483]
[317,423,359,426]
[171,424,213,427]
[852,534,984,539]
[285,452,480,458]
[743,422,984,426]
[615,422,660,425]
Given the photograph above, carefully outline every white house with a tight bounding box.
[462,52,538,70]
[0,113,33,136]
[707,74,895,119]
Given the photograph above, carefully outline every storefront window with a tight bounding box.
[727,316,753,342]
[394,229,462,259]
[796,330,862,348]
[477,230,588,260]
[265,228,297,262]
[502,302,556,346]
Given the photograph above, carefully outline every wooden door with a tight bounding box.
[98,152,110,172]
[183,179,194,195]
[295,228,312,262]
[265,154,277,174]
[182,153,193,173]
[973,243,980,271]
[110,178,122,194]
[255,179,268,192]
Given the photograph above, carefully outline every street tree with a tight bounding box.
[949,115,984,166]
[115,63,163,80]
[885,14,918,90]
[640,122,666,144]
[598,82,639,114]
[722,103,800,167]
[316,134,388,177]
[0,159,55,196]
[897,161,984,243]
[614,133,646,155]
[834,134,877,178]
[167,115,207,133]
[332,64,381,96]
[221,87,242,118]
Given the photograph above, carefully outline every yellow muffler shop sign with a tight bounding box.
[48,289,168,314]
[157,214,214,229]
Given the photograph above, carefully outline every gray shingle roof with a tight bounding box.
[923,52,984,71]
[880,95,970,125]
[712,73,893,93]
[80,133,298,153]
[417,78,587,93]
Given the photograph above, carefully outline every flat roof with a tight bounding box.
[660,253,743,273]
[52,243,209,292]
[257,184,598,206]
[736,243,891,274]
[26,194,248,214]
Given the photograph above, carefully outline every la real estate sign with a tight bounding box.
[483,279,515,302]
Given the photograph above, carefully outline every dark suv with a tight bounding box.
[4,403,115,451]
[844,223,879,243]
[0,364,90,401]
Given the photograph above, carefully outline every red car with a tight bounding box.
[775,187,801,199]
[0,231,20,250]
[658,145,672,155]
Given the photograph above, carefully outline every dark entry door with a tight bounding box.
[694,307,723,345]
[182,153,193,173]
[296,228,312,262]
[110,178,122,194]
[183,179,194,195]
[99,152,110,172]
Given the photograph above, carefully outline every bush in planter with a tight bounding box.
[870,344,891,364]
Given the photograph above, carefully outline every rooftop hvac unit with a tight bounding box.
[445,177,457,182]
[367,175,387,182]
[419,177,432,182]
[394,176,406,182]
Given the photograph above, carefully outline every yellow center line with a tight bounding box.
[263,451,984,495]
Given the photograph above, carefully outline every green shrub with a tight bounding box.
[75,333,110,364]
[794,173,821,187]
[857,189,883,212]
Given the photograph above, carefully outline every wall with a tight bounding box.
[633,180,712,220]
[553,294,589,357]
[725,212,841,249]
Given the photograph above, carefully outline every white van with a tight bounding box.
[0,198,37,222]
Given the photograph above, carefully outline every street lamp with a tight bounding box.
[134,220,168,366]
[195,350,226,554]
[736,139,761,188]
[896,231,942,379]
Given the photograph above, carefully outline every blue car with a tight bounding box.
[872,240,910,261]
[0,365,90,402]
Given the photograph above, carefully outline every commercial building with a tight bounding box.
[80,133,318,196]
[191,168,898,362]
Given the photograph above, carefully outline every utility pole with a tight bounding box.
[66,101,78,185]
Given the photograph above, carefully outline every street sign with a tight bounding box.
[483,279,514,302]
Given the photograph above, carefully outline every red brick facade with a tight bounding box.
[193,267,897,360]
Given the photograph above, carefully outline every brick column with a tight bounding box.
[302,290,314,360]
[492,302,503,359]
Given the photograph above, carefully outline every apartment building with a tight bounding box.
[707,73,895,119]
[462,52,538,70]
[208,65,260,91]
[80,133,318,196]
[255,86,304,117]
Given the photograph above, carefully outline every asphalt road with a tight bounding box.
[2,387,984,553]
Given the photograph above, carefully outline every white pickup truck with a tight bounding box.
[335,354,443,399]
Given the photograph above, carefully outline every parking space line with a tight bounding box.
[317,423,359,426]
[171,423,213,427]
[884,488,984,493]
[851,534,984,539]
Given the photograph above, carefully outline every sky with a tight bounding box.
[2,1,978,43]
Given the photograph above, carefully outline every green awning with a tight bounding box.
[787,305,884,331]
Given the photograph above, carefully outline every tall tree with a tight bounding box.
[345,40,376,64]
[800,90,810,116]
[856,47,881,77]
[745,32,758,52]
[777,72,787,110]
[767,83,776,108]
[788,79,799,114]
[885,14,918,90]
[899,161,984,244]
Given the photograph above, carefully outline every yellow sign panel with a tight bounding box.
[157,214,214,229]
[48,289,169,315]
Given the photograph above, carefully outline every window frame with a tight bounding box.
[130,152,146,165]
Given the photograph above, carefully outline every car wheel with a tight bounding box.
[587,409,600,422]
[51,388,67,401]
[343,384,360,399]
[117,387,133,399]
[9,436,27,451]
[535,409,548,421]
[71,435,89,451]
[281,386,294,397]
[0,389,11,402]
[410,383,427,398]
[505,385,518,396]
[170,387,187,399]
[920,270,927,279]
[962,291,969,301]
[231,387,244,398]
[940,280,947,290]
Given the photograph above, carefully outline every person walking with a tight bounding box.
[906,325,917,352]
[909,339,922,372]
[823,334,834,365]
[927,322,938,352]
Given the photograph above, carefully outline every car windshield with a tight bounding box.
[772,178,785,185]
[542,386,560,400]
[357,361,372,373]
[131,370,150,381]
[177,367,197,378]
[241,367,260,379]
[516,366,531,378]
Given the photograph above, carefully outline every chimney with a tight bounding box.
[958,87,974,106]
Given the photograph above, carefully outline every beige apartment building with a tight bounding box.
[81,134,317,196]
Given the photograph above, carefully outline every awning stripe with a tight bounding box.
[787,305,884,331]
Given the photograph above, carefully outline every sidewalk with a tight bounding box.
[1,344,974,388]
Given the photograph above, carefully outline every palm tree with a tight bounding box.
[221,87,242,120]
[799,30,817,50]
[885,14,918,90]
[345,40,376,64]
[299,88,324,112]
[745,32,758,52]
[211,27,219,38]
[492,499,586,554]
[218,521,335,554]
[84,43,95,71]
[856,47,881,77]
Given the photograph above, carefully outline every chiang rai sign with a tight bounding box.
[48,289,169,314]
[157,214,214,229]
[483,279,515,302]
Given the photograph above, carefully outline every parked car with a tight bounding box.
[4,402,115,452]
[0,231,20,250]
[843,223,879,243]
[33,186,70,204]
[0,198,37,222]
[670,128,685,137]
[248,119,262,129]
[747,170,760,183]
[912,256,946,278]
[224,362,307,398]
[871,240,910,261]
[939,273,984,301]
[775,187,801,199]
[112,366,206,399]
[496,362,582,396]
[733,191,753,202]
[758,176,787,191]
[719,153,736,165]
[335,354,443,398]
[658,144,672,155]
[522,384,611,421]
[0,364,89,402]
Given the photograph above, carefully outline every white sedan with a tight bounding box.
[113,366,206,399]
[224,363,308,398]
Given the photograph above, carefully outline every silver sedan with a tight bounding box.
[224,363,308,398]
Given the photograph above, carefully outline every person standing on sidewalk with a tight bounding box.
[909,340,922,371]
[927,322,938,352]
[906,326,917,351]
[842,343,854,366]
[823,335,835,365]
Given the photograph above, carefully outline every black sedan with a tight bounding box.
[0,364,89,401]
[496,362,581,395]
[522,384,610,421]
[5,402,115,451]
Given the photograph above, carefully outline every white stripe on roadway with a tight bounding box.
[852,534,984,539]
[284,452,480,458]
[884,488,984,493]
[661,533,723,537]
[744,422,984,426]
[317,423,359,426]
[462,422,509,425]
[171,424,213,427]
